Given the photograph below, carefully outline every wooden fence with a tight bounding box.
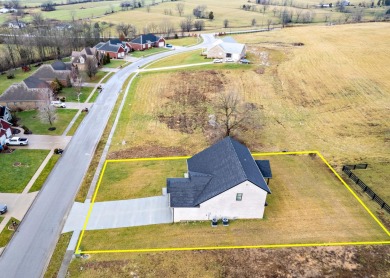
[342,165,390,214]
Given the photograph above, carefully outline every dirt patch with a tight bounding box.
[157,70,224,134]
[108,145,187,160]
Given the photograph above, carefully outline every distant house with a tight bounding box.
[206,37,246,61]
[167,137,272,222]
[7,20,26,29]
[31,60,73,86]
[94,41,125,59]
[0,8,17,13]
[108,39,131,53]
[0,119,12,147]
[0,76,52,110]
[128,33,165,51]
[71,47,100,70]
[0,105,12,122]
[54,23,72,30]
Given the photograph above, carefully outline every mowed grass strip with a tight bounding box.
[166,37,199,47]
[81,155,388,251]
[43,233,72,278]
[16,109,78,135]
[102,60,127,69]
[95,159,187,202]
[147,50,209,69]
[131,47,170,58]
[66,112,87,136]
[28,154,60,192]
[0,149,49,193]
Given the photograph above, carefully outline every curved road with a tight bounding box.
[0,34,215,278]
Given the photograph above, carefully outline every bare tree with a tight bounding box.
[267,19,273,30]
[85,57,98,80]
[38,89,56,127]
[295,9,303,22]
[159,20,175,37]
[31,13,46,28]
[176,3,185,16]
[194,20,205,31]
[74,77,83,102]
[147,22,158,33]
[213,92,258,137]
[180,16,193,32]
[251,18,257,26]
[223,19,229,28]
[146,5,151,12]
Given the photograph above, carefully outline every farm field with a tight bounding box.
[79,154,388,251]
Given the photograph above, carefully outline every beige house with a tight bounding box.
[167,137,272,222]
[206,37,246,61]
[71,47,100,70]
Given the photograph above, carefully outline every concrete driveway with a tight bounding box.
[63,195,172,232]
[13,135,71,150]
[65,102,93,110]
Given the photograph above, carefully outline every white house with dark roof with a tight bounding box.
[0,119,12,147]
[167,137,272,222]
[206,37,246,61]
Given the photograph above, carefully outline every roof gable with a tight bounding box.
[95,41,123,53]
[167,137,271,208]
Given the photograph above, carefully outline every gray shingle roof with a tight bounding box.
[31,64,71,82]
[23,76,51,89]
[51,60,68,70]
[0,80,51,102]
[131,33,160,44]
[95,41,122,53]
[167,137,271,207]
[255,160,272,178]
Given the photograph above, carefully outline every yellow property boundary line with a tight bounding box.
[75,151,390,254]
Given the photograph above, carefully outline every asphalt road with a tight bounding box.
[0,34,215,278]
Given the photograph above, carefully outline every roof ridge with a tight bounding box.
[228,137,248,181]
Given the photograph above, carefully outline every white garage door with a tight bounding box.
[159,41,164,47]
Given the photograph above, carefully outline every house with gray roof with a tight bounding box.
[128,33,165,51]
[71,47,100,70]
[167,137,272,222]
[94,41,125,59]
[31,60,72,86]
[206,37,246,61]
[0,77,52,110]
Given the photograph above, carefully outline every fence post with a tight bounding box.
[356,178,360,184]
[363,186,368,192]
[372,193,376,200]
[382,203,386,209]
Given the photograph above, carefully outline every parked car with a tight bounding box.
[225,58,234,63]
[0,203,7,215]
[239,59,251,64]
[166,44,173,48]
[213,59,223,63]
[51,101,66,108]
[5,137,29,146]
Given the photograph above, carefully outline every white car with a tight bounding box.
[225,58,234,63]
[5,137,29,146]
[51,101,66,108]
[213,59,223,63]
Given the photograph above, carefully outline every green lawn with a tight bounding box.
[66,112,87,136]
[102,60,126,69]
[96,159,187,202]
[131,47,170,58]
[0,216,3,224]
[44,233,72,278]
[166,37,200,47]
[147,50,209,69]
[57,87,93,103]
[0,218,20,248]
[28,154,60,192]
[81,155,388,252]
[0,149,49,193]
[80,71,107,83]
[16,109,78,135]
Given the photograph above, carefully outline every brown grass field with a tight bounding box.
[66,23,390,277]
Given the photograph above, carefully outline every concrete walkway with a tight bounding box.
[62,195,172,233]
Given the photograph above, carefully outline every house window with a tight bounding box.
[236,193,243,201]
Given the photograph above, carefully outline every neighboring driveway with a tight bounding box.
[63,195,172,233]
[17,135,71,150]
